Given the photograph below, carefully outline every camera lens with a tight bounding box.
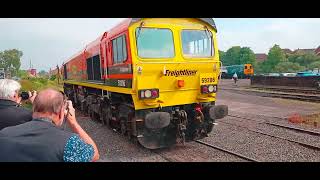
[20,91,29,100]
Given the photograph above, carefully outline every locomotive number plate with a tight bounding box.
[200,73,216,85]
[118,80,126,87]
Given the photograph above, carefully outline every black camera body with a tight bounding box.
[20,91,29,100]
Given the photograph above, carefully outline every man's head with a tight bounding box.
[32,88,66,126]
[0,79,21,103]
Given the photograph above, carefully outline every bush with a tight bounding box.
[50,75,56,81]
[273,62,305,73]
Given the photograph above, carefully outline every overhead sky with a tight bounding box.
[0,18,319,71]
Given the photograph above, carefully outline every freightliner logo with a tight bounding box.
[165,69,198,77]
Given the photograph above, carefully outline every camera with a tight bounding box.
[19,91,29,100]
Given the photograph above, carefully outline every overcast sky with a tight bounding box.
[0,18,319,71]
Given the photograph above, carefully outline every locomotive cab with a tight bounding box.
[129,18,228,148]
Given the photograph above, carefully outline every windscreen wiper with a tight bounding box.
[204,25,212,39]
[136,22,144,39]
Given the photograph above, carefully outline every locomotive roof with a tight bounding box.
[108,18,217,37]
[64,18,217,65]
[130,18,217,32]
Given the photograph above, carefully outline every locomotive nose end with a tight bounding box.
[209,105,228,119]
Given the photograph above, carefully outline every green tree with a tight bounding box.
[17,70,28,79]
[50,74,57,81]
[0,49,23,77]
[273,62,305,73]
[261,44,287,73]
[38,70,48,78]
[224,46,241,66]
[219,50,226,64]
[288,54,300,63]
[309,61,320,70]
[239,47,256,65]
[288,52,319,68]
[254,61,264,74]
[297,53,318,68]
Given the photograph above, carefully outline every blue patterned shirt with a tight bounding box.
[63,135,94,162]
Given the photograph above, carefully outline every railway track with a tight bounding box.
[221,114,320,151]
[228,113,320,135]
[195,140,260,162]
[265,121,320,136]
[249,86,320,95]
[221,87,320,103]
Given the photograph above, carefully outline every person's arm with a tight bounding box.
[65,100,100,162]
[28,91,37,104]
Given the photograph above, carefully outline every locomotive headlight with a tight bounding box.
[208,85,214,93]
[201,84,217,94]
[139,89,159,99]
[144,90,152,98]
[208,85,217,93]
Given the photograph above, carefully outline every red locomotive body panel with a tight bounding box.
[65,49,85,81]
[63,18,135,87]
[84,35,102,58]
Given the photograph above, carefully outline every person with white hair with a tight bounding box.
[0,79,36,130]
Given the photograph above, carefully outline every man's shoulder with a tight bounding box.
[1,119,75,138]
[0,103,32,115]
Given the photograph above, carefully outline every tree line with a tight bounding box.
[219,44,320,74]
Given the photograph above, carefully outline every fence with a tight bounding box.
[251,76,320,88]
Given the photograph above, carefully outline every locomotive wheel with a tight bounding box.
[206,122,214,133]
[101,105,111,128]
[81,102,88,116]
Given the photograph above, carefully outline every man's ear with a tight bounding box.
[59,106,65,120]
[14,92,21,104]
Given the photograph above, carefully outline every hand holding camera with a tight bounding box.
[19,90,37,104]
[65,100,77,125]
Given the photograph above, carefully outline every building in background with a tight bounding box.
[27,68,37,77]
[315,46,320,56]
[255,53,268,63]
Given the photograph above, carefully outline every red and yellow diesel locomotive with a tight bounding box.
[61,18,228,149]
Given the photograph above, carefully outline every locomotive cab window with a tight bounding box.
[112,35,127,64]
[135,28,175,59]
[181,30,214,58]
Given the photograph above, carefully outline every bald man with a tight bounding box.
[0,88,99,162]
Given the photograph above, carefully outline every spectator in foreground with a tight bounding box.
[0,88,99,162]
[0,79,36,130]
